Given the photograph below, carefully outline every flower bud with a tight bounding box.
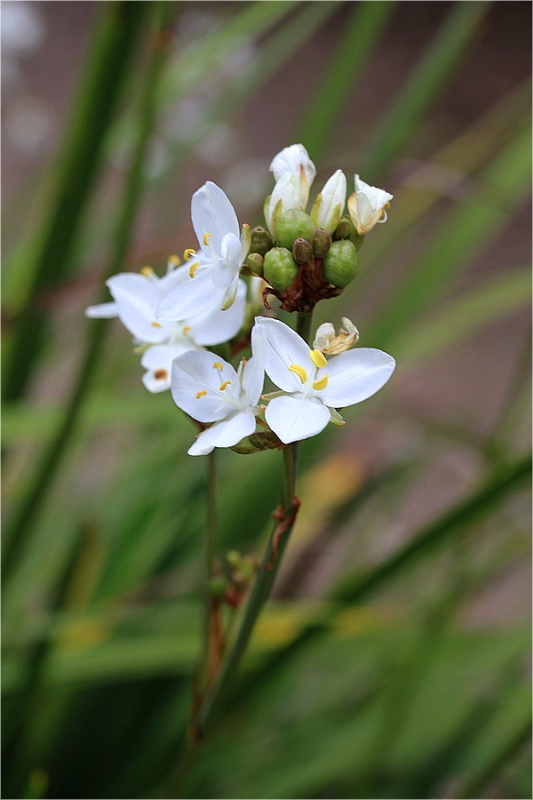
[333,217,352,240]
[276,208,315,250]
[322,239,359,288]
[311,169,346,233]
[292,237,313,265]
[312,228,332,258]
[245,252,264,276]
[209,576,227,597]
[249,226,273,257]
[263,247,299,291]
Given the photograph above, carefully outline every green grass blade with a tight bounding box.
[297,2,396,159]
[2,2,149,403]
[332,454,531,603]
[362,1,492,178]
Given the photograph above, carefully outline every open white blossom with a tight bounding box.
[157,181,251,319]
[171,350,264,456]
[311,169,346,234]
[254,316,395,444]
[86,261,246,393]
[347,174,393,234]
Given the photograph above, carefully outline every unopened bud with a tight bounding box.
[312,228,332,258]
[276,209,315,250]
[226,550,242,569]
[322,239,359,288]
[250,226,273,257]
[333,217,352,240]
[209,576,227,597]
[263,247,299,292]
[292,237,313,265]
[245,252,264,276]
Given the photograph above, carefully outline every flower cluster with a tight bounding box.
[87,143,395,455]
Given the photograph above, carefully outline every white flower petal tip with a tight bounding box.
[85,302,119,319]
[311,170,346,233]
[269,143,316,211]
[348,174,393,235]
[255,316,395,443]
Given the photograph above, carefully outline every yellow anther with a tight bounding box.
[168,254,181,267]
[313,374,329,391]
[151,321,162,328]
[196,390,207,399]
[189,261,199,278]
[203,232,212,246]
[141,266,155,277]
[309,349,327,369]
[183,248,196,261]
[212,362,223,371]
[154,369,168,381]
[288,364,308,384]
[219,380,232,391]
[182,325,191,336]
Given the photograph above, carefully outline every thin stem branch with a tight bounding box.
[166,310,313,795]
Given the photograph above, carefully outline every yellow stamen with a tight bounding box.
[203,232,212,246]
[168,254,181,267]
[196,390,207,399]
[288,364,307,384]
[151,321,162,328]
[212,362,223,371]
[141,266,155,277]
[182,325,191,336]
[189,261,199,278]
[313,374,329,391]
[183,248,196,261]
[309,349,327,369]
[219,380,232,391]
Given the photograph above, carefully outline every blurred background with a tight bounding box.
[2,2,531,798]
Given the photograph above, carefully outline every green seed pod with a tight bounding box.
[312,228,332,258]
[292,237,313,265]
[322,239,359,288]
[249,226,273,256]
[333,217,352,241]
[276,209,315,250]
[263,247,299,291]
[245,252,264,276]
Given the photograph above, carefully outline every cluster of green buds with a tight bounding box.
[241,145,392,314]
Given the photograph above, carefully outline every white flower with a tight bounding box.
[171,350,264,456]
[311,169,346,233]
[157,181,251,318]
[347,175,393,235]
[86,262,247,393]
[254,316,395,444]
[269,143,316,207]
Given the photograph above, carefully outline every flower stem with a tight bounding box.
[167,311,312,794]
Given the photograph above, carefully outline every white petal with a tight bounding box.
[188,410,256,456]
[221,275,240,310]
[312,170,346,233]
[190,280,246,345]
[319,348,395,408]
[156,270,221,322]
[171,350,238,423]
[269,143,316,186]
[254,316,312,393]
[191,181,239,254]
[142,344,190,393]
[354,174,393,209]
[212,232,242,290]
[85,302,119,319]
[107,273,168,343]
[239,355,264,406]
[265,395,330,444]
